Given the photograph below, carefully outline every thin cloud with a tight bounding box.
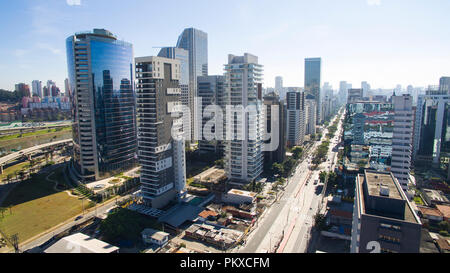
[36,43,63,55]
[66,0,82,6]
[367,0,381,6]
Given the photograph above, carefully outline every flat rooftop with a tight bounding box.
[228,189,257,198]
[365,171,402,200]
[357,170,420,224]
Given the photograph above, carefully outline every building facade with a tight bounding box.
[197,75,226,154]
[351,170,421,253]
[66,29,137,182]
[305,98,317,136]
[135,56,186,209]
[224,53,264,185]
[176,28,208,141]
[32,80,42,97]
[286,91,306,147]
[304,57,321,124]
[263,92,286,165]
[391,95,414,192]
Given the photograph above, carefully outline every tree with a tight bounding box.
[271,163,284,177]
[438,221,450,232]
[292,146,303,160]
[0,207,6,218]
[319,171,328,183]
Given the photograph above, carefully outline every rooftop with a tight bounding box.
[141,228,169,241]
[228,189,257,198]
[44,233,119,253]
[365,170,401,200]
[357,170,421,224]
[436,204,450,218]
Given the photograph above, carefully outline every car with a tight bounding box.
[75,216,83,221]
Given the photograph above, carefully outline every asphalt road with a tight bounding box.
[238,112,344,253]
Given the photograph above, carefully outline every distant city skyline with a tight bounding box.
[1,0,449,90]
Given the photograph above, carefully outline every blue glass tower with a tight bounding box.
[66,29,137,182]
[305,57,322,124]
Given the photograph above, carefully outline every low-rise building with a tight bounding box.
[44,233,119,253]
[141,228,169,247]
[222,189,256,205]
[436,204,450,223]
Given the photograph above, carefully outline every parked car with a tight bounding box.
[75,215,83,221]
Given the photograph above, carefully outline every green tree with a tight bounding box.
[272,163,284,176]
[0,207,6,218]
[438,221,450,232]
[292,146,303,159]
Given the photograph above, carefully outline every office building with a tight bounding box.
[439,77,450,94]
[224,53,264,185]
[64,78,71,97]
[66,29,137,182]
[32,80,42,97]
[135,56,186,208]
[413,86,450,178]
[304,57,321,124]
[263,92,286,165]
[391,95,414,192]
[351,170,421,253]
[275,76,283,96]
[361,81,371,98]
[339,81,348,105]
[176,28,208,140]
[197,75,226,154]
[286,91,306,147]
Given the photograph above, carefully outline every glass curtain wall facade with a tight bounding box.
[66,29,137,182]
[176,28,208,140]
[305,58,321,124]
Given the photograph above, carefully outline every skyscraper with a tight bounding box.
[32,80,42,97]
[224,53,264,185]
[66,29,137,182]
[158,47,191,139]
[263,92,286,165]
[64,78,71,97]
[15,83,30,97]
[339,81,348,105]
[391,95,414,192]
[197,75,226,154]
[304,58,321,124]
[275,76,283,95]
[135,56,186,208]
[305,98,317,136]
[286,91,306,147]
[46,80,56,97]
[361,81,371,97]
[439,76,450,94]
[176,28,208,141]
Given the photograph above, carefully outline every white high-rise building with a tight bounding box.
[224,53,264,185]
[32,80,42,97]
[286,91,306,146]
[361,81,370,97]
[275,76,283,96]
[391,94,414,192]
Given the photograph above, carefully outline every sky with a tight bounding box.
[0,0,449,91]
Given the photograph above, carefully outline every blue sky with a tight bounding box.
[0,0,449,91]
